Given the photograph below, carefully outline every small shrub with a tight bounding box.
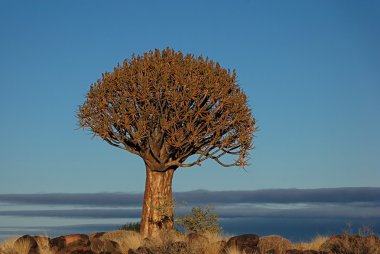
[176,206,222,234]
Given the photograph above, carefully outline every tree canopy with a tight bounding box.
[78,48,255,171]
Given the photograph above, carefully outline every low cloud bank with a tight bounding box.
[1,188,379,242]
[1,187,379,220]
[0,208,141,218]
[1,187,379,207]
[175,187,380,205]
[0,203,379,219]
[0,193,143,207]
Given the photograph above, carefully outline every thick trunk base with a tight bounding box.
[140,166,175,238]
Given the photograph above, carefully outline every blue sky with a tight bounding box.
[0,0,379,194]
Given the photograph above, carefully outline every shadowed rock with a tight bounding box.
[224,234,260,254]
[91,238,122,254]
[49,234,93,254]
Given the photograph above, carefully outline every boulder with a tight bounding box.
[49,234,93,254]
[224,234,260,253]
[103,240,123,254]
[89,231,122,253]
[90,238,122,254]
[241,246,261,254]
[259,235,292,254]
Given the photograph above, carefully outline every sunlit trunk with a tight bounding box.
[140,164,175,237]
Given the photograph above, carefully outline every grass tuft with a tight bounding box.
[224,245,244,254]
[0,237,31,254]
[293,235,329,251]
[101,230,143,253]
[34,236,53,254]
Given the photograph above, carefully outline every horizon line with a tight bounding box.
[1,186,379,195]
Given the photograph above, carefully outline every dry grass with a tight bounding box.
[0,238,18,254]
[153,230,187,246]
[202,232,226,254]
[6,230,380,254]
[101,230,227,254]
[101,230,143,253]
[202,231,226,243]
[293,235,329,251]
[0,237,31,254]
[224,245,244,254]
[34,236,53,254]
[203,244,223,254]
[0,236,54,254]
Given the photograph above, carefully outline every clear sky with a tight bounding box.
[0,0,379,194]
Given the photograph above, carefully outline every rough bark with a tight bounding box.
[140,164,175,237]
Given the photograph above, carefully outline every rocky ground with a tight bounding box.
[1,231,380,254]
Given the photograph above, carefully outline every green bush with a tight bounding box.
[119,222,141,232]
[176,206,222,234]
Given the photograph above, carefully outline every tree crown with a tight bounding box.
[78,48,255,171]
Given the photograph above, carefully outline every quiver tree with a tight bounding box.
[78,48,255,237]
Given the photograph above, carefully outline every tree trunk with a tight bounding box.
[140,164,175,237]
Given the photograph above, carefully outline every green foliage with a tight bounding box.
[176,206,222,234]
[119,222,141,232]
